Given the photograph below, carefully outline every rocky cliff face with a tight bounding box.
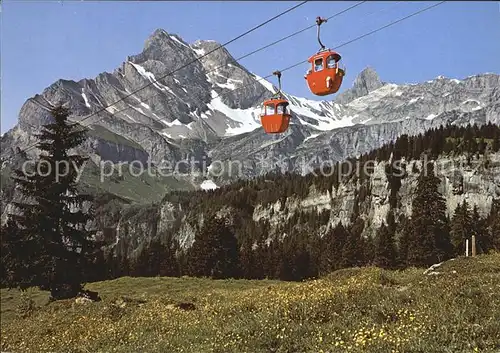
[1,28,499,203]
[93,150,500,256]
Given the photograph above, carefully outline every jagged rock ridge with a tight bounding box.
[1,28,499,199]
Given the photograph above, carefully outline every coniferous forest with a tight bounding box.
[1,108,500,294]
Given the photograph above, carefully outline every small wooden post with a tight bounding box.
[466,239,469,257]
[472,235,476,257]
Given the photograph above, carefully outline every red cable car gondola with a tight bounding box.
[305,17,346,96]
[261,71,291,134]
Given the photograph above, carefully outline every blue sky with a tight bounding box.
[1,1,499,133]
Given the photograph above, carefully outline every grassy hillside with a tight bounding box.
[1,253,499,353]
[79,158,196,204]
[87,125,146,151]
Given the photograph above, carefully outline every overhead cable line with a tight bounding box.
[89,0,453,150]
[80,0,309,126]
[12,1,451,158]
[20,0,367,152]
[79,1,370,126]
[12,0,309,157]
[43,1,309,128]
[96,1,370,123]
[99,0,445,122]
[214,1,448,101]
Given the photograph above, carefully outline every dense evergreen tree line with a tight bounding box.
[50,188,500,283]
[97,161,499,282]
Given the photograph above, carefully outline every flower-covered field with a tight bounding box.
[2,253,499,353]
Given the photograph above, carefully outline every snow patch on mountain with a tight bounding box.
[260,134,290,149]
[129,62,177,96]
[253,73,276,93]
[123,113,138,123]
[192,47,206,57]
[207,91,260,136]
[130,95,152,111]
[347,84,403,111]
[460,99,483,112]
[130,105,149,117]
[81,89,91,108]
[285,95,355,131]
[106,106,119,114]
[303,133,321,142]
[205,70,243,91]
[298,114,357,131]
[161,119,184,127]
[462,99,481,105]
[216,81,236,90]
[409,97,423,104]
[170,35,189,48]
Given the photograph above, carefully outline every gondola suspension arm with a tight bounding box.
[316,16,328,51]
[273,70,283,97]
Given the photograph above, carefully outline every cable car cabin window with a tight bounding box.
[276,104,287,115]
[265,104,275,115]
[314,58,323,72]
[326,55,337,69]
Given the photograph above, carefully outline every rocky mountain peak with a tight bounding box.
[144,29,171,48]
[2,27,498,197]
[137,28,193,63]
[356,66,383,90]
[191,39,236,68]
[334,66,385,104]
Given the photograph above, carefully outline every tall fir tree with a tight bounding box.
[374,222,398,269]
[134,239,179,277]
[251,238,266,280]
[471,205,488,254]
[106,251,122,279]
[407,161,452,267]
[319,222,347,274]
[276,243,294,281]
[485,199,500,252]
[342,222,365,268]
[492,135,500,152]
[240,237,259,279]
[187,216,239,279]
[450,201,473,256]
[397,215,411,267]
[350,218,370,267]
[277,235,313,281]
[130,247,149,277]
[2,105,96,300]
[363,235,375,266]
[211,217,240,279]
[84,247,107,283]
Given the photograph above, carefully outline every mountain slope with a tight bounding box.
[1,28,499,200]
[73,124,500,257]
